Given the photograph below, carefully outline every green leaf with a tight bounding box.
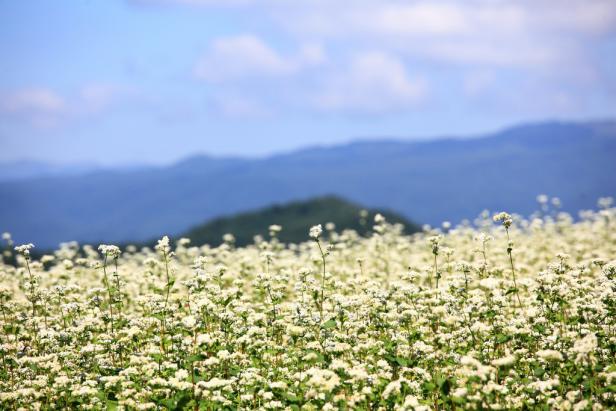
[533,324,546,334]
[452,396,466,404]
[484,310,497,319]
[173,392,192,410]
[152,312,165,321]
[439,377,452,396]
[395,357,408,367]
[285,392,300,403]
[187,353,204,362]
[496,334,512,344]
[322,319,337,329]
[305,349,324,363]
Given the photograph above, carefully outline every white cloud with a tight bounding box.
[210,93,273,118]
[194,34,324,82]
[136,0,616,70]
[158,0,615,116]
[334,3,475,37]
[0,84,134,128]
[0,88,65,114]
[80,84,122,112]
[419,40,560,67]
[0,88,66,128]
[313,52,426,112]
[130,0,256,7]
[540,0,616,35]
[272,1,616,70]
[274,1,616,37]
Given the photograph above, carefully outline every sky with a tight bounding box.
[0,0,615,166]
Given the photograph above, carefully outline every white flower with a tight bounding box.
[452,387,467,398]
[491,355,516,367]
[41,255,55,264]
[474,232,493,244]
[155,235,171,253]
[598,197,613,209]
[305,367,339,392]
[427,235,441,254]
[493,212,513,228]
[14,243,34,256]
[571,333,597,364]
[382,379,402,399]
[536,350,563,362]
[573,399,589,411]
[268,224,282,234]
[98,244,121,259]
[479,277,499,290]
[309,224,322,239]
[182,315,197,329]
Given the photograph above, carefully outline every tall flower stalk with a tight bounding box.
[155,236,174,354]
[310,224,327,323]
[493,212,522,308]
[98,245,122,330]
[98,244,122,366]
[428,235,442,288]
[15,244,39,349]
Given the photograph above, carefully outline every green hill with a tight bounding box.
[177,195,420,247]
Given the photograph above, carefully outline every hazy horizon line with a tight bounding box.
[1,116,614,169]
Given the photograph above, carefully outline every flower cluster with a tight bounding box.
[98,244,121,259]
[0,199,615,410]
[14,242,34,256]
[492,212,513,228]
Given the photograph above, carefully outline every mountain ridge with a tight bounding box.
[7,119,613,182]
[1,119,615,248]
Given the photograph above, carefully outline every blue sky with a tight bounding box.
[1,0,615,166]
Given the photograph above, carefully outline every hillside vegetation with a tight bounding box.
[177,196,420,247]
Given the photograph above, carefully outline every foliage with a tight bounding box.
[0,197,615,410]
[176,195,420,247]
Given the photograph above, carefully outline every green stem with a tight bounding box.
[505,228,522,308]
[102,256,114,334]
[433,253,439,288]
[161,249,172,356]
[24,258,36,317]
[316,240,326,323]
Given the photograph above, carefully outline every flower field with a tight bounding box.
[1,199,616,410]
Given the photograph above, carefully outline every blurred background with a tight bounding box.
[1,0,615,249]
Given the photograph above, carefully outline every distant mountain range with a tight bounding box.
[0,160,101,182]
[0,160,148,182]
[1,120,615,248]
